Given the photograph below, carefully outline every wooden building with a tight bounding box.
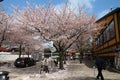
[92,8,120,69]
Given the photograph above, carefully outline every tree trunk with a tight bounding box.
[59,52,64,69]
[19,44,22,58]
[28,52,30,58]
[79,51,83,63]
[27,48,30,58]
[63,52,66,64]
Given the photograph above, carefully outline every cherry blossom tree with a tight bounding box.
[11,1,96,69]
[0,11,13,47]
[7,15,37,57]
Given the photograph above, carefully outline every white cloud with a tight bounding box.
[54,0,95,14]
[97,9,110,19]
[68,0,95,9]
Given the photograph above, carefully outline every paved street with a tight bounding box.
[0,59,120,80]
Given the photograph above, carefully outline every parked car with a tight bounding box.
[7,47,19,52]
[14,57,36,68]
[0,71,9,80]
[0,47,7,52]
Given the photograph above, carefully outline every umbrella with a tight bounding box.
[51,55,59,59]
[69,50,76,54]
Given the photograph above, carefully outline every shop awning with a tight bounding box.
[51,55,59,59]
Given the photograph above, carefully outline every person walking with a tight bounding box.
[40,61,44,74]
[43,58,49,73]
[95,57,106,80]
[54,59,58,67]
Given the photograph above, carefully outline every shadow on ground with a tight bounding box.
[83,58,95,68]
[64,76,119,80]
[64,77,95,80]
[83,58,120,73]
[107,67,120,73]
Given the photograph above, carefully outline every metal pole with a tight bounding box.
[93,66,96,77]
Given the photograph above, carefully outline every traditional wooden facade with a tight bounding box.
[93,8,120,69]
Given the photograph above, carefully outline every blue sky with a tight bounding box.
[0,0,120,19]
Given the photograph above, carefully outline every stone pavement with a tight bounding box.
[0,59,120,80]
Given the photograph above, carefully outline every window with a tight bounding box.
[97,38,100,47]
[118,12,120,32]
[99,36,101,46]
[103,31,107,42]
[109,20,115,39]
[99,34,103,45]
[103,19,115,42]
[106,26,110,41]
